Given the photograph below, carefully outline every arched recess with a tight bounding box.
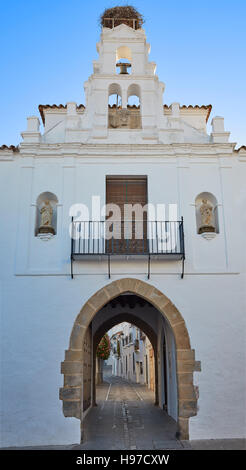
[92,312,158,407]
[35,191,58,236]
[127,83,141,106]
[127,84,142,128]
[116,46,132,74]
[60,278,201,440]
[108,83,123,129]
[108,83,122,107]
[195,192,219,235]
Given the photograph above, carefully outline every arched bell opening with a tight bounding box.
[126,83,142,129]
[108,83,123,129]
[108,83,122,108]
[116,46,132,75]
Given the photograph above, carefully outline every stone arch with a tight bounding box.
[60,278,201,440]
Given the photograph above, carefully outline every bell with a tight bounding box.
[116,62,131,74]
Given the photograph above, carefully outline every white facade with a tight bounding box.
[0,19,246,447]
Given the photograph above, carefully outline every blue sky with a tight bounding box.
[1,0,245,147]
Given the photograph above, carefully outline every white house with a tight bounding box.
[0,7,246,447]
[108,322,155,389]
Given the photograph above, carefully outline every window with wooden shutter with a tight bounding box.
[106,176,147,253]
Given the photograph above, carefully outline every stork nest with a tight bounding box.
[100,5,144,29]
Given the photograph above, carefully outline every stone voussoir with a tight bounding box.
[177,372,194,385]
[104,281,122,299]
[88,287,111,310]
[163,302,183,326]
[177,360,198,373]
[61,361,83,375]
[64,375,83,387]
[178,384,196,400]
[65,349,83,361]
[63,400,81,419]
[117,277,141,294]
[176,349,195,361]
[179,399,197,418]
[76,301,97,326]
[134,281,155,300]
[69,322,86,350]
[147,288,170,311]
[59,386,81,401]
[173,321,191,349]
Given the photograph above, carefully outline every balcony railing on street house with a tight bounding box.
[134,339,140,352]
[70,219,185,279]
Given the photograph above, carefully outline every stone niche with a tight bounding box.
[35,192,58,239]
[195,192,219,238]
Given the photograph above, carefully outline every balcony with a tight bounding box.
[70,219,185,279]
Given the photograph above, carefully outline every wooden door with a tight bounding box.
[106,176,147,253]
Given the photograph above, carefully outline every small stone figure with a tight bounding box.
[38,200,55,234]
[198,199,215,234]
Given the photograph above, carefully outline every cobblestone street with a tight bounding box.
[80,374,182,450]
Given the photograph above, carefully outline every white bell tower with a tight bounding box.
[82,8,166,142]
[26,7,215,145]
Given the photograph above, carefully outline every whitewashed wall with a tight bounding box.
[0,147,246,446]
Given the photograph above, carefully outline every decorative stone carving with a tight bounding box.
[198,199,215,234]
[38,200,55,235]
[201,232,217,241]
[108,107,141,129]
[120,108,130,127]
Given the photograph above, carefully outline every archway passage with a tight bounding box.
[93,309,159,407]
[60,278,201,441]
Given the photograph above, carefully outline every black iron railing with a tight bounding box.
[70,219,185,279]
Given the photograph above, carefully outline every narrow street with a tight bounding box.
[80,374,183,450]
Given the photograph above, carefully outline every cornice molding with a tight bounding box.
[18,142,236,159]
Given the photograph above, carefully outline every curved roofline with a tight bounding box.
[164,104,212,122]
[0,145,19,152]
[234,145,246,152]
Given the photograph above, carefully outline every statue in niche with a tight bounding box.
[38,200,55,235]
[198,199,215,234]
